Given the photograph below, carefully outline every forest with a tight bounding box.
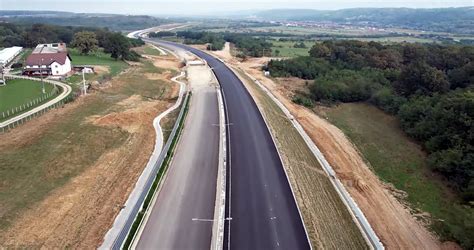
[0,22,143,61]
[267,40,473,247]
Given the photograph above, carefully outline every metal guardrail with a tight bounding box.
[110,91,190,250]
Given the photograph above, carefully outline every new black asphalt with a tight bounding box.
[152,40,310,250]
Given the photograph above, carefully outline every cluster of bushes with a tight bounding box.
[223,33,272,57]
[148,31,176,38]
[267,40,474,247]
[176,31,225,51]
[293,42,307,48]
[0,22,143,61]
[267,57,331,79]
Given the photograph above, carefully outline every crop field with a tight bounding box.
[345,36,434,43]
[199,24,448,44]
[249,25,390,36]
[271,40,314,57]
[0,79,56,115]
[234,68,368,249]
[323,103,474,245]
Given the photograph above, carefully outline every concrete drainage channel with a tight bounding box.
[99,67,190,249]
[123,91,191,249]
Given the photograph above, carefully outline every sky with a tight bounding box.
[1,0,473,16]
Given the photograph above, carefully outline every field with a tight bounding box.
[65,49,128,91]
[0,79,56,115]
[234,67,368,249]
[198,23,457,45]
[321,103,474,246]
[271,40,313,57]
[133,44,163,56]
[0,53,181,247]
[69,48,127,77]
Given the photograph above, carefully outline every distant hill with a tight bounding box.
[256,7,474,34]
[0,10,169,31]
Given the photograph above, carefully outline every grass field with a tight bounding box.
[142,45,162,56]
[235,68,368,248]
[133,44,163,56]
[0,57,176,233]
[0,79,56,115]
[322,103,474,246]
[69,48,127,77]
[271,40,313,57]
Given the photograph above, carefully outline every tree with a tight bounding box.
[71,31,98,54]
[293,42,307,48]
[395,61,450,97]
[274,49,280,57]
[309,43,331,59]
[104,33,130,60]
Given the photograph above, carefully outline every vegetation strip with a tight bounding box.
[122,92,191,249]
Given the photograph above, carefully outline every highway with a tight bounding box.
[150,39,310,250]
[134,63,220,249]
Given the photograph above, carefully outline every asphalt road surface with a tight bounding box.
[151,39,310,250]
[135,64,220,249]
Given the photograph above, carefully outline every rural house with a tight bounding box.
[24,43,72,76]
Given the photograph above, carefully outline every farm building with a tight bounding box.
[24,43,72,77]
[0,46,23,66]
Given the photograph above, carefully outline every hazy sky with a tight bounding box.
[1,0,473,16]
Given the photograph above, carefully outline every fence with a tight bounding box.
[0,75,72,133]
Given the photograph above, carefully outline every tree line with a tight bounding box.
[0,22,143,61]
[267,40,473,247]
[174,31,272,57]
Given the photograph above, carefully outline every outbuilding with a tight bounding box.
[0,46,23,66]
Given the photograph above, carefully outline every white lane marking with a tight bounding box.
[192,218,215,222]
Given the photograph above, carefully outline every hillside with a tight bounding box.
[0,11,169,31]
[256,7,474,34]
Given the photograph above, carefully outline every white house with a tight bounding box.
[24,43,72,76]
[25,52,72,76]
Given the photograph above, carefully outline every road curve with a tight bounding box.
[150,39,310,250]
[0,75,72,129]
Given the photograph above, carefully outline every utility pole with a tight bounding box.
[0,64,5,86]
[39,58,45,94]
[82,68,87,95]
